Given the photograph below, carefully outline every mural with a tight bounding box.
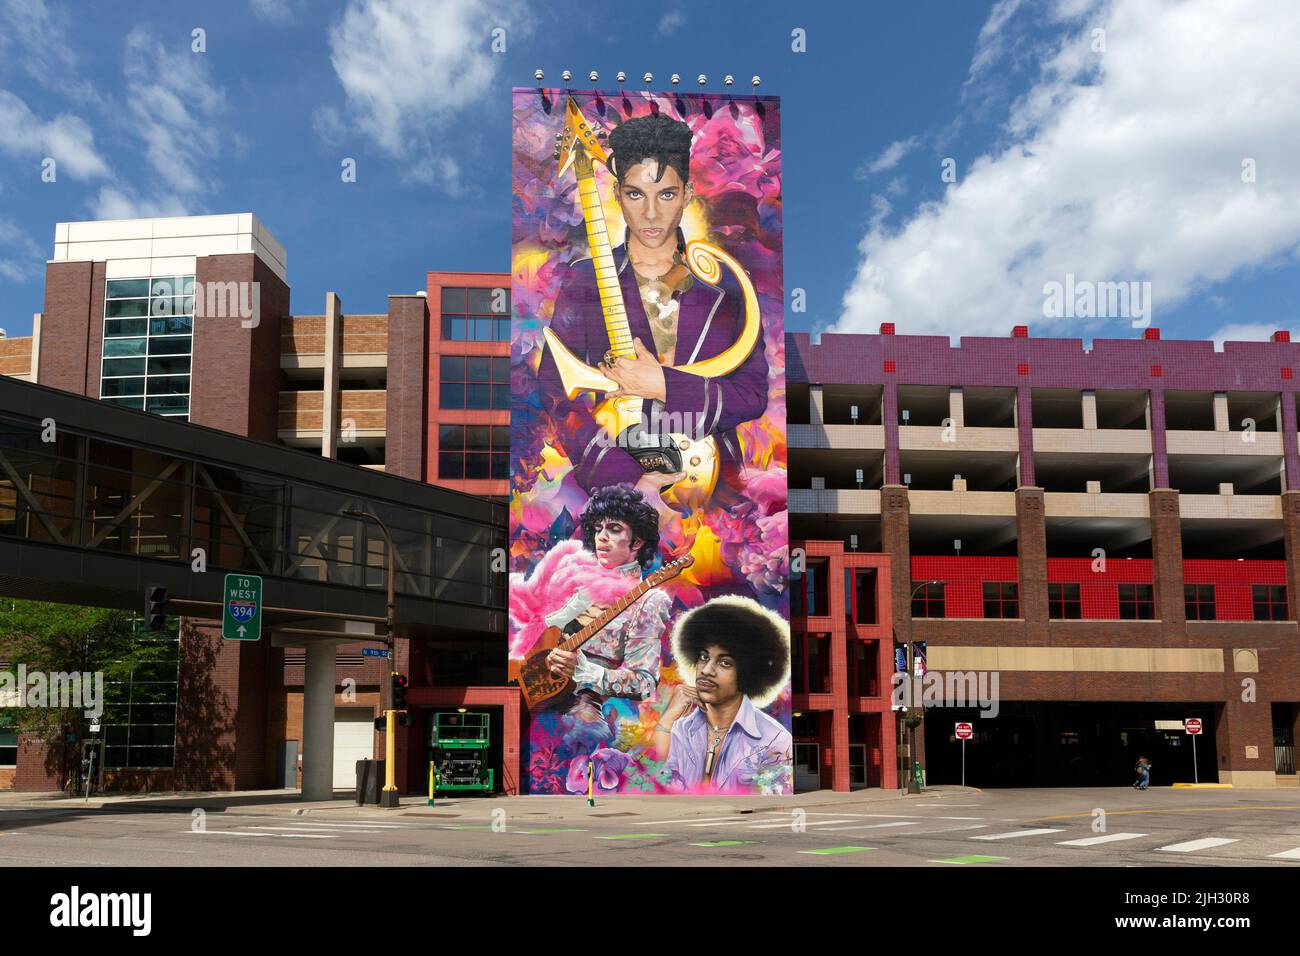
[508,87,789,794]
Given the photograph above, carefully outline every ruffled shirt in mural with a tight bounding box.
[542,560,671,701]
[663,695,793,794]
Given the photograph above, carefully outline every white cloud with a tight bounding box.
[0,0,97,101]
[0,218,43,282]
[0,90,109,178]
[836,0,1300,340]
[249,0,302,23]
[1209,323,1295,347]
[656,9,686,37]
[121,26,228,198]
[320,0,527,188]
[88,186,190,222]
[857,136,919,178]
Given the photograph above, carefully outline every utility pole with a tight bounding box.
[344,508,399,807]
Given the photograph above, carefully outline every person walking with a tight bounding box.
[1133,755,1152,790]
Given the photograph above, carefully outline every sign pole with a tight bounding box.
[1192,732,1198,784]
[961,738,966,789]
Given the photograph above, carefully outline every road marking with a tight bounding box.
[748,819,859,830]
[814,822,920,833]
[636,816,749,826]
[1156,837,1239,853]
[689,840,757,847]
[1267,847,1300,860]
[246,826,380,834]
[798,846,874,856]
[596,833,667,840]
[279,822,408,829]
[933,854,1007,865]
[1057,833,1147,847]
[927,824,990,833]
[516,828,588,834]
[276,833,338,839]
[185,830,274,837]
[972,828,1065,841]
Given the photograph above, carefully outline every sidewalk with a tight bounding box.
[0,785,977,821]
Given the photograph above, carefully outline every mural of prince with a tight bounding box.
[509,86,790,795]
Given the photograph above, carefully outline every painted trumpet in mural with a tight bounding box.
[510,86,789,795]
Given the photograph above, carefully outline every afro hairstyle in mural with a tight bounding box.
[671,595,791,708]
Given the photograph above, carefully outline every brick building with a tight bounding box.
[0,214,512,794]
[788,323,1300,788]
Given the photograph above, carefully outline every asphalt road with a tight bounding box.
[5,787,1300,866]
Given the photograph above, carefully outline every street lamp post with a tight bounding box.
[344,507,398,807]
[899,579,941,795]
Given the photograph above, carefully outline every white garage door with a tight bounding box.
[333,708,375,790]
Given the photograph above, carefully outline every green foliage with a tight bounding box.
[0,600,165,743]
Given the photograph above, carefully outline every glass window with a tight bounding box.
[103,337,147,358]
[1048,582,1081,619]
[912,581,945,619]
[150,315,193,336]
[103,357,146,377]
[105,318,149,337]
[440,352,509,409]
[1118,583,1155,620]
[438,424,509,481]
[441,287,466,312]
[147,355,191,376]
[148,337,191,356]
[1253,584,1288,622]
[982,581,1019,619]
[1184,583,1216,621]
[467,288,493,313]
[146,396,190,415]
[106,279,150,298]
[101,377,145,398]
[146,375,190,395]
[105,298,150,318]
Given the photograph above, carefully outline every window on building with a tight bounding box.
[792,558,829,618]
[437,425,509,480]
[103,620,180,770]
[849,568,878,624]
[1118,583,1155,620]
[1048,582,1082,619]
[440,286,510,342]
[1253,584,1287,622]
[0,709,16,765]
[849,638,879,697]
[439,355,510,410]
[102,276,194,420]
[806,633,829,694]
[1184,583,1216,621]
[912,581,945,619]
[982,582,1019,619]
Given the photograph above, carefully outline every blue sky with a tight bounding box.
[1,0,1297,344]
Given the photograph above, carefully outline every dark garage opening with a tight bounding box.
[924,701,1217,787]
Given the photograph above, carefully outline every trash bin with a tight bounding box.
[356,759,385,805]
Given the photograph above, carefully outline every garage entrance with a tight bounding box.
[924,702,1218,787]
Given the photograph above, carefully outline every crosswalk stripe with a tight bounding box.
[814,822,920,833]
[636,816,749,826]
[748,819,858,830]
[246,826,376,834]
[185,830,273,837]
[1156,838,1239,853]
[972,828,1065,841]
[1267,847,1300,860]
[1056,832,1147,847]
[277,833,338,839]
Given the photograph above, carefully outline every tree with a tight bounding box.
[0,600,165,790]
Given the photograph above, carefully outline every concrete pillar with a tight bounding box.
[948,387,964,428]
[301,640,337,800]
[1081,390,1098,430]
[1213,392,1230,432]
[321,292,342,459]
[30,313,42,382]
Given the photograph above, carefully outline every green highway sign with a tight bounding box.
[222,573,263,641]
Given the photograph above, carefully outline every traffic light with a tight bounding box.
[145,585,168,631]
[391,672,408,711]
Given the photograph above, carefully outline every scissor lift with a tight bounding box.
[429,712,494,794]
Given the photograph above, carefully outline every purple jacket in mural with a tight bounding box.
[538,242,769,492]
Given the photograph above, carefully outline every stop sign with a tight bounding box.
[955,722,974,740]
[1185,718,1203,735]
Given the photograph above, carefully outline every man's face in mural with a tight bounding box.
[590,517,642,570]
[693,644,741,706]
[616,160,693,251]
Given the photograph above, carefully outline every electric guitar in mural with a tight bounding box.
[508,555,694,709]
[543,96,763,509]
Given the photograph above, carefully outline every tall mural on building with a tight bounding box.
[509,87,789,794]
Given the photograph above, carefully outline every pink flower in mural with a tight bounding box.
[566,748,631,794]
